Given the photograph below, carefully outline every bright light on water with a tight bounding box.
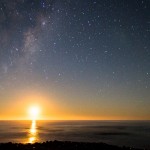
[29,120,37,143]
[0,121,150,149]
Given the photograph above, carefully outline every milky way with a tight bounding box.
[0,0,150,119]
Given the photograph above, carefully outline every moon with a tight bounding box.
[29,106,40,120]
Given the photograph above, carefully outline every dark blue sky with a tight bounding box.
[0,0,150,120]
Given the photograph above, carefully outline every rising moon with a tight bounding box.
[29,106,40,120]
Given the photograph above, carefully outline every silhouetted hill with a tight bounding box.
[0,141,144,150]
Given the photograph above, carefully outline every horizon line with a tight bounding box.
[0,119,150,121]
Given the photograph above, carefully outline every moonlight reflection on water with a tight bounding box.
[29,120,37,143]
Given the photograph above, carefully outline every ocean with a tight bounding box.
[0,120,150,149]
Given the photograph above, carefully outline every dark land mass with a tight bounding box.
[0,141,145,150]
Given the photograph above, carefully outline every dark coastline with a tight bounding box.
[0,141,145,150]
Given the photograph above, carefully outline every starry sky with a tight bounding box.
[0,0,150,120]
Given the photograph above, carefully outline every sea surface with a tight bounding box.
[0,120,150,149]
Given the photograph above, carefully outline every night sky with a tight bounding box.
[0,0,150,120]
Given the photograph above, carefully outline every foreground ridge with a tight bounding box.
[0,141,145,150]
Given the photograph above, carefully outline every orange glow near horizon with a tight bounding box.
[0,91,150,121]
[0,91,61,120]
